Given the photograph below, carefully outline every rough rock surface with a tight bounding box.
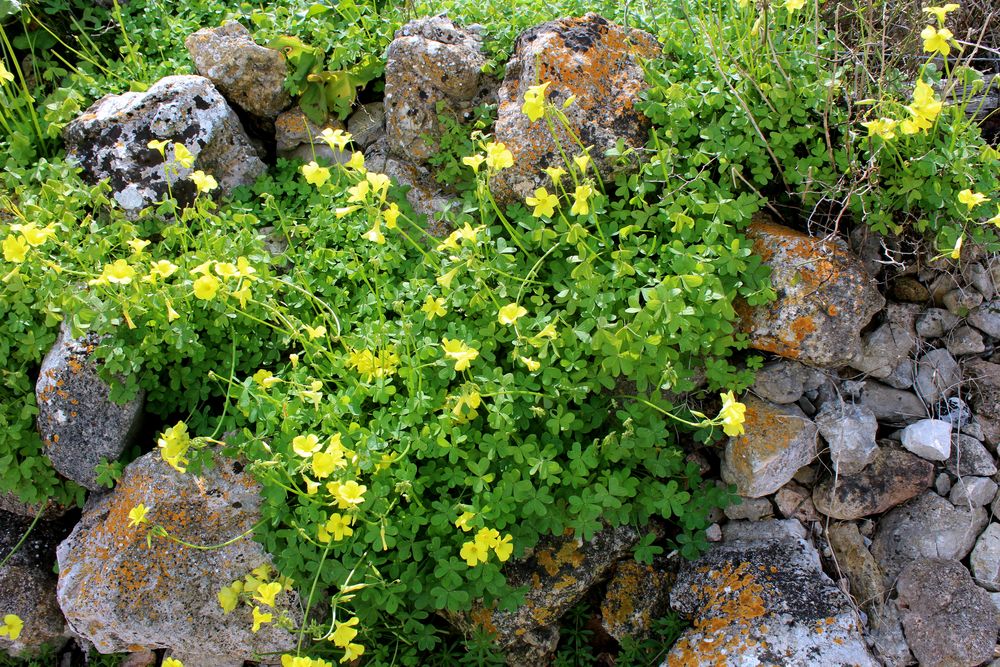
[850,303,919,378]
[600,558,675,640]
[723,496,774,521]
[812,445,933,520]
[946,434,996,476]
[971,523,1000,591]
[738,217,885,367]
[814,402,878,474]
[36,325,143,491]
[384,16,486,163]
[895,558,999,667]
[720,396,818,498]
[857,381,927,425]
[365,137,454,224]
[867,600,915,667]
[914,348,961,404]
[968,298,1000,337]
[900,418,952,461]
[949,476,998,507]
[63,75,265,215]
[185,22,290,121]
[0,511,69,655]
[751,359,826,405]
[870,492,989,584]
[915,307,960,338]
[965,358,1000,447]
[347,102,386,149]
[273,108,348,163]
[827,522,885,612]
[664,520,875,666]
[56,449,299,661]
[490,13,661,204]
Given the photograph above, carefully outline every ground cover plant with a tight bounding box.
[1,0,999,664]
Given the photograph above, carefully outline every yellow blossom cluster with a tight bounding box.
[217,564,293,638]
[2,222,56,264]
[157,421,192,473]
[347,347,400,381]
[862,80,943,141]
[458,526,514,567]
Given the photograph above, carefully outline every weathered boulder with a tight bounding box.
[36,325,143,491]
[0,511,70,656]
[720,396,817,498]
[751,359,825,405]
[490,13,661,204]
[56,449,298,662]
[850,303,919,378]
[870,492,989,584]
[895,558,999,667]
[384,16,487,164]
[63,75,265,215]
[914,348,961,404]
[971,523,1000,591]
[856,381,927,426]
[737,217,885,367]
[812,445,933,520]
[185,22,290,121]
[664,520,875,666]
[600,558,676,640]
[814,402,878,475]
[365,137,454,228]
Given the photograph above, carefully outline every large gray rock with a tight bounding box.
[945,325,986,356]
[720,396,818,498]
[751,359,826,404]
[739,217,885,367]
[490,13,661,204]
[812,445,933,520]
[723,496,774,521]
[900,418,952,461]
[871,492,989,584]
[815,402,878,474]
[384,16,486,164]
[949,476,998,507]
[914,348,961,404]
[365,137,454,226]
[896,558,999,667]
[185,22,290,121]
[946,434,997,476]
[63,75,265,215]
[971,523,1000,591]
[969,299,1000,337]
[857,381,927,426]
[867,601,915,667]
[56,449,298,662]
[664,520,876,666]
[850,303,919,378]
[36,325,143,491]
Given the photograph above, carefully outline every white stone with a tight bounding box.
[901,419,953,461]
[972,523,1000,591]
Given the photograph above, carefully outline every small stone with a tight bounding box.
[916,307,961,339]
[868,601,915,667]
[346,102,386,150]
[949,476,998,507]
[900,418,953,461]
[969,299,1000,338]
[935,472,952,496]
[896,558,999,667]
[857,381,927,425]
[774,481,819,522]
[600,558,676,640]
[826,522,886,612]
[119,651,157,667]
[971,523,1000,591]
[720,396,818,498]
[815,402,878,474]
[881,359,915,389]
[928,272,960,305]
[942,287,983,316]
[946,325,986,356]
[792,464,817,485]
[704,523,722,542]
[965,359,1000,446]
[936,395,975,430]
[723,496,773,521]
[273,109,348,163]
[964,262,995,299]
[850,303,919,378]
[914,348,961,404]
[890,276,930,303]
[750,359,825,404]
[812,445,933,520]
[946,435,997,477]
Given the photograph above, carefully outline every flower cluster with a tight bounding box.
[217,564,293,636]
[458,524,514,567]
[2,223,56,264]
[158,421,192,473]
[329,616,365,664]
[862,80,943,140]
[920,4,960,56]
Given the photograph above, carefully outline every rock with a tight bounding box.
[723,496,773,521]
[365,137,454,226]
[896,558,999,667]
[273,108,348,163]
[184,22,290,121]
[946,434,997,476]
[750,359,825,404]
[664,520,876,667]
[942,287,983,316]
[0,492,70,520]
[812,445,933,520]
[720,396,818,498]
[969,299,1000,337]
[971,523,1000,591]
[450,524,639,666]
[882,358,916,389]
[737,217,885,367]
[826,522,886,612]
[600,558,676,640]
[965,359,1000,445]
[489,13,661,204]
[815,402,878,475]
[871,492,989,584]
[346,102,386,149]
[949,476,998,507]
[56,449,299,661]
[384,16,486,164]
[705,523,722,542]
[867,601,915,667]
[119,650,157,667]
[890,276,930,303]
[936,395,976,430]
[946,325,986,355]
[964,262,995,299]
[927,271,960,305]
[63,75,265,215]
[915,307,960,339]
[850,303,919,378]
[935,472,952,496]
[774,481,819,522]
[857,381,926,425]
[900,419,953,461]
[914,348,961,404]
[36,325,143,491]
[0,511,70,656]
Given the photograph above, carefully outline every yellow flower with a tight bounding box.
[484,141,513,171]
[2,235,28,263]
[366,171,391,199]
[251,606,272,633]
[910,80,943,121]
[900,116,932,135]
[987,213,1000,228]
[335,205,360,219]
[462,154,486,173]
[166,300,180,323]
[190,170,218,194]
[570,184,593,216]
[15,223,56,247]
[441,338,479,371]
[383,203,400,229]
[455,511,476,532]
[173,143,195,169]
[544,166,566,185]
[320,127,352,151]
[0,61,14,86]
[311,449,344,479]
[128,503,149,527]
[254,581,282,607]
[323,513,354,541]
[460,540,490,567]
[475,527,500,550]
[302,161,331,187]
[950,234,963,259]
[348,179,370,203]
[921,25,954,56]
[518,356,540,372]
[498,303,528,326]
[158,421,191,473]
[958,189,989,210]
[785,0,805,11]
[363,220,385,245]
[572,153,590,174]
[237,256,257,279]
[422,294,447,320]
[335,480,367,509]
[217,584,239,613]
[147,139,169,156]
[719,391,747,437]
[193,274,220,300]
[331,616,359,647]
[494,534,514,562]
[292,434,322,457]
[254,369,280,389]
[923,3,959,24]
[522,81,550,122]
[191,260,212,275]
[346,151,366,172]
[341,643,365,664]
[214,262,239,279]
[861,118,898,141]
[163,658,184,667]
[525,187,559,218]
[304,324,327,340]
[437,265,460,289]
[0,614,22,641]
